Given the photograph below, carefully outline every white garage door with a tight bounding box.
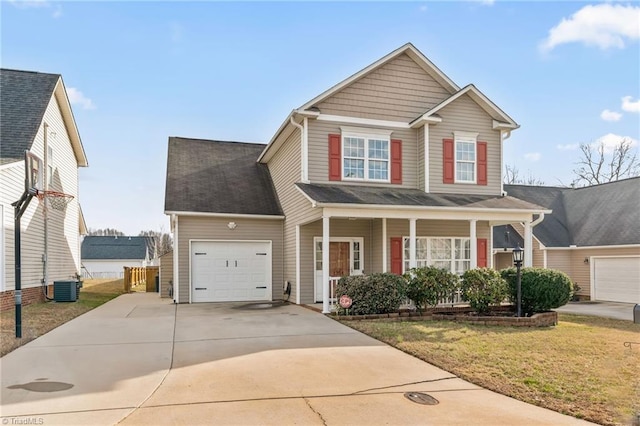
[191,241,271,303]
[593,257,640,303]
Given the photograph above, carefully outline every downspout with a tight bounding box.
[500,130,512,196]
[289,116,307,183]
[531,212,545,228]
[42,123,51,300]
[171,214,179,303]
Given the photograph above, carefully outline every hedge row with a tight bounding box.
[333,267,574,316]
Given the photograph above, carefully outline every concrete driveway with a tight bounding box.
[1,293,594,425]
[555,301,637,321]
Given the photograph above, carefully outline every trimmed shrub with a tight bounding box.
[501,267,573,316]
[461,268,508,314]
[334,273,407,315]
[404,266,459,313]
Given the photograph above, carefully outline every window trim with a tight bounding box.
[454,131,478,184]
[341,127,393,183]
[402,236,471,274]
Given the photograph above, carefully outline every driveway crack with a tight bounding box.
[303,396,327,426]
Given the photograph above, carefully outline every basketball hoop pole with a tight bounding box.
[11,190,34,338]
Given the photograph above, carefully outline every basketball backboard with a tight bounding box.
[25,151,43,194]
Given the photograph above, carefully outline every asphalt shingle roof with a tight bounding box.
[493,224,525,249]
[505,178,640,247]
[81,236,152,260]
[0,69,60,165]
[164,137,283,216]
[296,183,546,210]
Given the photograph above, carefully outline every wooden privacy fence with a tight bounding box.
[123,266,159,293]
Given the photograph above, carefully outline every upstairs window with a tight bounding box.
[342,128,392,182]
[455,132,477,183]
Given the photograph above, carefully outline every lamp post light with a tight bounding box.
[513,244,524,317]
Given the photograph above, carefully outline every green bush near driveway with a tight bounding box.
[461,268,508,314]
[335,273,407,315]
[501,267,573,316]
[404,266,459,314]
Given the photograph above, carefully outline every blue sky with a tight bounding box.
[2,1,639,235]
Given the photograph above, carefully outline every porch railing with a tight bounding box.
[329,276,340,303]
[401,289,465,309]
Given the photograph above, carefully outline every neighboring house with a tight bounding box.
[164,43,548,312]
[493,179,640,303]
[81,236,157,278]
[0,69,88,310]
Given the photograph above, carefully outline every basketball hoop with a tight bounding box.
[36,190,74,211]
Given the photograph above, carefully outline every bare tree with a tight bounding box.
[87,228,125,236]
[573,138,640,185]
[504,164,545,185]
[139,228,173,257]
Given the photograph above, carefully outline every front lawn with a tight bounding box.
[345,314,639,426]
[1,279,125,357]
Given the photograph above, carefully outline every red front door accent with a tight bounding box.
[477,238,488,267]
[391,237,403,275]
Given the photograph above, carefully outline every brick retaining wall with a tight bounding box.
[0,285,54,312]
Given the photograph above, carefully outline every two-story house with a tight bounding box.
[0,69,88,310]
[164,43,548,313]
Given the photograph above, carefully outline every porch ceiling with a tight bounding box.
[296,183,546,212]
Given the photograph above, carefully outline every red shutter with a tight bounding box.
[477,141,487,186]
[443,138,454,184]
[328,134,341,181]
[477,238,488,268]
[391,237,403,275]
[390,139,402,184]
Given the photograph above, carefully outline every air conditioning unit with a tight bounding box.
[54,280,78,302]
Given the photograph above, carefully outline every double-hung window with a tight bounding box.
[342,128,392,182]
[403,237,471,274]
[454,131,478,183]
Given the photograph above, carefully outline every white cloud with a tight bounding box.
[67,87,96,110]
[557,143,579,151]
[9,0,63,18]
[52,4,62,18]
[419,5,428,12]
[621,96,640,113]
[479,0,495,5]
[600,109,622,122]
[524,152,541,162]
[595,133,638,153]
[540,3,640,52]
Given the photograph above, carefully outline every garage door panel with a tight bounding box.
[191,241,271,303]
[594,257,640,303]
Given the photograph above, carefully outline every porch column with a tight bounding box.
[322,215,330,313]
[295,225,301,304]
[524,220,533,267]
[470,219,477,269]
[409,218,417,269]
[382,218,388,273]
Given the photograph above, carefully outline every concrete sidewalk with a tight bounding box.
[555,301,636,321]
[1,293,595,425]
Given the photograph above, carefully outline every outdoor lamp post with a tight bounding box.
[513,244,524,317]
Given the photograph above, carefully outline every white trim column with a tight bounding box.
[295,225,301,304]
[470,219,477,269]
[322,215,330,313]
[524,220,533,267]
[382,218,388,273]
[489,222,494,269]
[172,215,179,304]
[409,218,417,269]
[424,125,430,192]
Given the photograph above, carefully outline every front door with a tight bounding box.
[329,242,350,277]
[314,238,364,302]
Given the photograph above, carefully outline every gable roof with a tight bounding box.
[164,137,283,216]
[298,43,459,113]
[0,68,88,167]
[505,178,640,247]
[296,183,548,212]
[81,236,152,260]
[411,84,519,129]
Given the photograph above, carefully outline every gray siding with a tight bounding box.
[267,129,321,304]
[429,94,502,195]
[176,216,283,303]
[159,250,173,298]
[307,119,418,187]
[316,54,450,122]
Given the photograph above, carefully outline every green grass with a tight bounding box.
[345,314,640,426]
[1,279,125,357]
